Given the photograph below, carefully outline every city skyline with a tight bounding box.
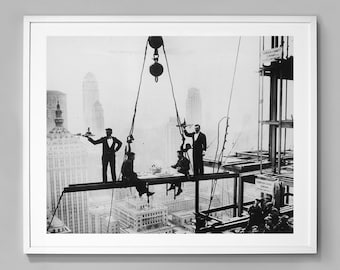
[82,72,105,134]
[47,36,294,155]
[47,103,90,233]
[46,36,294,234]
[47,90,68,132]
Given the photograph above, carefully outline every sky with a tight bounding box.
[47,36,293,171]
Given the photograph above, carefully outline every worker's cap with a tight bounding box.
[184,143,192,150]
[280,215,289,221]
[105,128,112,132]
[177,150,184,154]
[126,152,135,157]
[266,201,274,207]
[264,215,273,221]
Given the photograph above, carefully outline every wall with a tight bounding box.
[0,0,338,269]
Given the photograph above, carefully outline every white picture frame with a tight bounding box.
[23,16,317,254]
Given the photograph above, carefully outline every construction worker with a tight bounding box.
[168,150,190,196]
[245,199,264,232]
[263,215,275,233]
[263,201,279,226]
[184,124,207,175]
[121,152,154,198]
[86,128,122,183]
[274,215,293,233]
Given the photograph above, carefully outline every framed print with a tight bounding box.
[23,16,317,254]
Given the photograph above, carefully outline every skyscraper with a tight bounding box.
[92,100,104,135]
[82,73,105,185]
[185,88,202,126]
[47,212,71,234]
[47,90,68,132]
[47,103,89,233]
[88,205,120,233]
[113,198,172,233]
[82,72,104,133]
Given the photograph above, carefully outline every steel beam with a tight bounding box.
[233,176,238,217]
[64,172,238,193]
[237,176,244,217]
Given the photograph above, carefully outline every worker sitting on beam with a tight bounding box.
[168,149,190,196]
[121,152,154,198]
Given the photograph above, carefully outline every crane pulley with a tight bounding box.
[127,36,185,154]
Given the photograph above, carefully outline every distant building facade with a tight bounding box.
[47,212,71,234]
[171,210,195,227]
[103,217,120,234]
[82,72,104,134]
[47,103,89,233]
[113,198,171,233]
[185,88,202,126]
[89,205,120,233]
[47,90,67,132]
[92,100,104,134]
[162,196,195,214]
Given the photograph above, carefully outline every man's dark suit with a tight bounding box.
[121,158,148,196]
[88,136,122,182]
[184,130,207,175]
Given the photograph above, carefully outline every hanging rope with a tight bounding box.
[106,37,185,225]
[208,37,242,210]
[162,44,183,137]
[208,116,227,203]
[128,40,149,138]
[128,37,183,140]
[47,191,65,232]
[106,40,149,232]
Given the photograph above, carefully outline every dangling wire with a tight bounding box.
[128,40,149,138]
[161,40,192,195]
[208,37,242,210]
[47,191,65,232]
[107,187,115,233]
[208,116,227,204]
[162,44,183,137]
[106,40,149,233]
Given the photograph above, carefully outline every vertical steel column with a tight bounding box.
[237,176,244,217]
[257,36,261,160]
[194,176,203,233]
[269,36,279,173]
[233,176,238,217]
[284,36,289,155]
[285,186,290,205]
[195,176,199,214]
[260,36,265,173]
[278,36,284,174]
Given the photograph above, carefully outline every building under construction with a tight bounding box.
[47,36,294,234]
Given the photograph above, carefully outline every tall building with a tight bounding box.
[103,217,120,234]
[47,212,71,234]
[165,117,182,166]
[113,198,172,233]
[92,100,104,134]
[47,90,67,132]
[82,72,104,134]
[162,196,195,214]
[47,103,90,233]
[88,205,120,233]
[185,88,202,126]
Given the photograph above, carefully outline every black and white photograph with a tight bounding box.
[8,0,340,267]
[23,16,316,254]
[46,35,294,235]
